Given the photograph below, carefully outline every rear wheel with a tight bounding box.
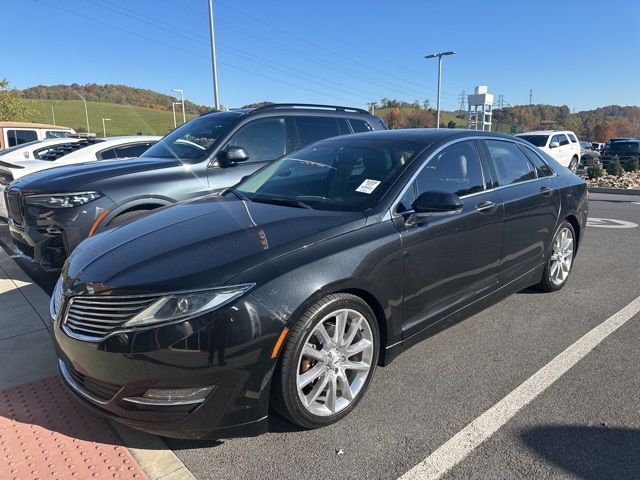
[536,221,576,292]
[271,293,379,429]
[569,156,579,173]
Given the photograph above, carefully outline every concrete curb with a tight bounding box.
[588,187,640,195]
[110,422,196,480]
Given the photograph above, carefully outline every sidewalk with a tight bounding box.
[0,249,194,480]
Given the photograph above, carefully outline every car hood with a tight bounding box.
[9,156,180,194]
[63,196,366,295]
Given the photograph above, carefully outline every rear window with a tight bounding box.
[567,133,578,143]
[45,130,72,139]
[349,119,374,133]
[485,140,537,185]
[517,135,549,147]
[6,129,37,147]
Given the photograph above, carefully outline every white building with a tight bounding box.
[467,86,493,131]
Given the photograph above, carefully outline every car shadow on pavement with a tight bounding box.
[520,424,640,479]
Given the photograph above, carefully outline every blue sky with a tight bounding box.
[5,0,639,111]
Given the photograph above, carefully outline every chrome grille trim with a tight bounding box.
[63,295,158,341]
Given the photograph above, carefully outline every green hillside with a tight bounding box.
[375,107,468,129]
[24,99,196,136]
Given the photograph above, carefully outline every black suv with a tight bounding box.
[601,139,640,169]
[6,104,386,270]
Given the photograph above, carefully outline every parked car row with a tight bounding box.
[3,104,587,439]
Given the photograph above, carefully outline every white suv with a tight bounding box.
[516,130,581,172]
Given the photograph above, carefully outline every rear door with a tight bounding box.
[479,139,559,286]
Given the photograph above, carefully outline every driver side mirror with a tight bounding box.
[549,141,560,149]
[217,146,250,168]
[407,191,463,225]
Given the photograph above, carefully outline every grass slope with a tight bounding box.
[24,99,196,136]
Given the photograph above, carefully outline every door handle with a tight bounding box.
[539,186,553,197]
[475,200,496,213]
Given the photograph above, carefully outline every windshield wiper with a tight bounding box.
[251,196,313,209]
[227,189,250,201]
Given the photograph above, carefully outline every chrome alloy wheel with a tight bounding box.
[549,226,574,286]
[296,308,374,416]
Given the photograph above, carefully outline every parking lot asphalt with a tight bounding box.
[1,192,638,480]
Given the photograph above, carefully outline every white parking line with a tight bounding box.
[399,294,640,480]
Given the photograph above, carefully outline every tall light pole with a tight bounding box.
[75,92,91,134]
[172,102,179,128]
[51,106,56,126]
[425,51,456,129]
[102,118,111,138]
[207,0,220,110]
[172,88,186,124]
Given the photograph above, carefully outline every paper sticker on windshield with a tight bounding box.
[356,179,381,194]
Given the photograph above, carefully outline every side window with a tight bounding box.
[295,116,339,146]
[349,119,374,133]
[485,140,537,185]
[45,130,71,139]
[113,143,153,159]
[7,129,37,147]
[414,140,485,197]
[567,133,578,143]
[227,117,287,163]
[557,134,570,146]
[519,145,554,177]
[98,148,118,160]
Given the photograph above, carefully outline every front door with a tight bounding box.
[397,140,503,337]
[206,117,292,191]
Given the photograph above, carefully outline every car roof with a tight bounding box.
[516,130,575,136]
[0,121,75,130]
[324,128,517,144]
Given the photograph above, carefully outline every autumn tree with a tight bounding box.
[0,79,34,121]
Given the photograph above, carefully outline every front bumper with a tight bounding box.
[53,293,285,439]
[8,196,114,270]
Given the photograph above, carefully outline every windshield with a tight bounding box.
[609,142,640,153]
[518,135,549,147]
[231,139,424,212]
[141,113,239,162]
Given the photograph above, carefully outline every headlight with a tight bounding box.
[121,284,254,328]
[50,277,64,320]
[25,191,102,208]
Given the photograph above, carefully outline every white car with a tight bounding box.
[0,136,160,218]
[516,130,581,172]
[0,137,87,163]
[0,122,75,150]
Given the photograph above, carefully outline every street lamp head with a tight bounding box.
[425,51,456,59]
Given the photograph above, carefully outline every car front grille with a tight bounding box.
[63,296,158,340]
[65,363,122,401]
[6,188,23,224]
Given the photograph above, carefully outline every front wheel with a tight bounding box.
[271,293,379,429]
[535,221,576,292]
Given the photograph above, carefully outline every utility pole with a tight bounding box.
[75,92,91,133]
[425,51,456,129]
[368,102,377,114]
[172,89,186,124]
[529,89,533,105]
[102,118,111,138]
[207,0,220,110]
[51,106,56,125]
[172,102,179,129]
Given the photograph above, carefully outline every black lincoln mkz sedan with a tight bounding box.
[52,129,587,439]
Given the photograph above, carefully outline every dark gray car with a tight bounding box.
[6,104,386,270]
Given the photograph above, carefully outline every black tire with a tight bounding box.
[271,293,380,429]
[569,156,579,173]
[108,209,149,227]
[535,220,576,292]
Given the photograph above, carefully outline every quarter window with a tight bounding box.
[567,133,578,143]
[414,140,485,198]
[485,140,537,185]
[295,117,340,145]
[519,145,554,177]
[227,117,287,163]
[349,119,374,133]
[7,129,37,147]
